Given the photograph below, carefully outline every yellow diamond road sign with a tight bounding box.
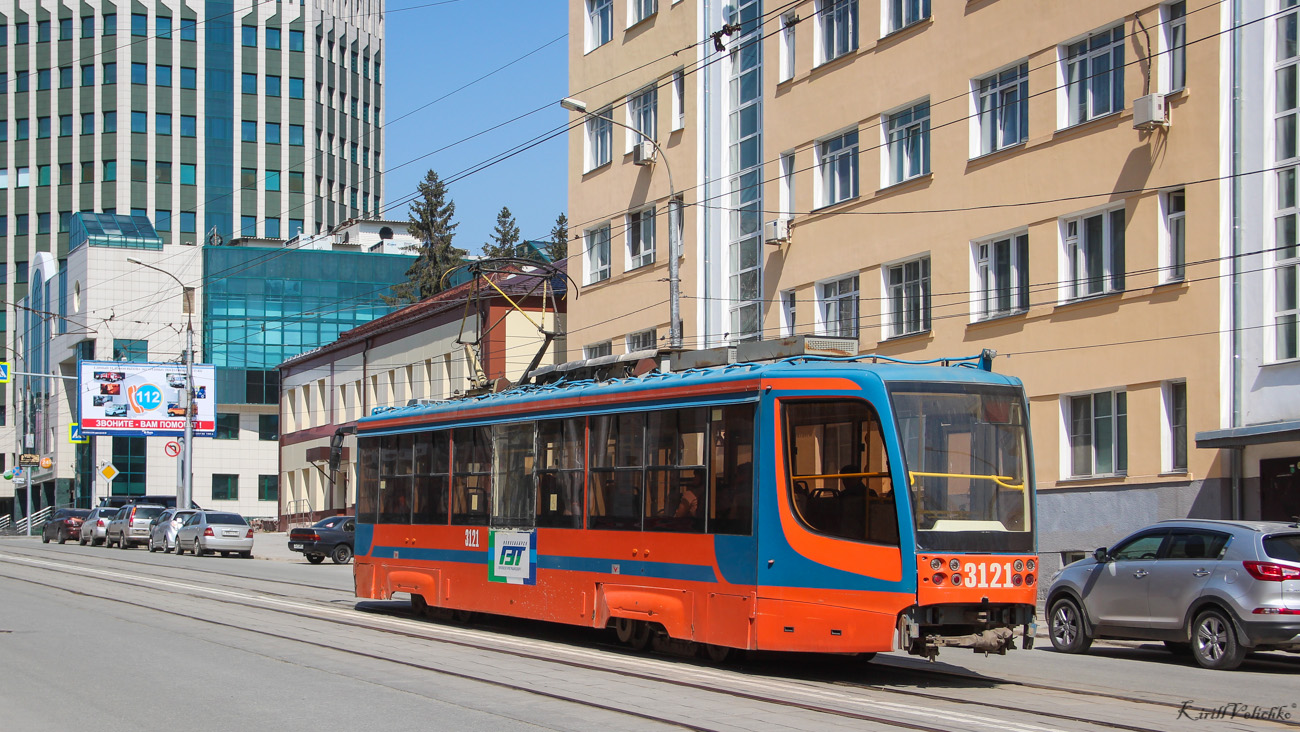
[99,463,120,482]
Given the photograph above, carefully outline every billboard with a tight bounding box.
[78,361,217,437]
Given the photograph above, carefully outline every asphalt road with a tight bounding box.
[2,535,1297,732]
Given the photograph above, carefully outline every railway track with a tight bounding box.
[0,547,1286,732]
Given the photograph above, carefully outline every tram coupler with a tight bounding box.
[898,605,1036,660]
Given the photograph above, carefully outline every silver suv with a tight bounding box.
[105,504,167,549]
[1047,519,1300,670]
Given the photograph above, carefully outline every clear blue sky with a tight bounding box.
[381,1,569,255]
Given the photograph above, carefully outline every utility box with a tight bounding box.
[1133,93,1168,130]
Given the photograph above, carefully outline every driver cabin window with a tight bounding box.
[784,400,899,545]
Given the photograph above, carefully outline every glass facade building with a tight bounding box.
[203,246,411,405]
[0,0,384,418]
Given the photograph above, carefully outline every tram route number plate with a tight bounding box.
[962,561,1020,589]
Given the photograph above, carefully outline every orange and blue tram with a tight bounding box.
[353,354,1038,659]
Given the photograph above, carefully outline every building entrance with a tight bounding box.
[1260,456,1300,522]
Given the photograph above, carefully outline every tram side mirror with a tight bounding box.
[1093,547,1110,563]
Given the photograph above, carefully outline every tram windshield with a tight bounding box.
[889,382,1033,553]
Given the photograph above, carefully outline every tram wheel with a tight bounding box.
[702,644,733,663]
[614,618,652,651]
[452,609,475,625]
[410,594,429,617]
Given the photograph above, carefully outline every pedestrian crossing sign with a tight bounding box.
[0,362,9,384]
[70,423,89,444]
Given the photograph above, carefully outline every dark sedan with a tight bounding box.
[42,509,93,544]
[288,516,355,564]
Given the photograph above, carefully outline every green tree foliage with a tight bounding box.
[546,212,568,264]
[482,206,521,259]
[385,170,465,305]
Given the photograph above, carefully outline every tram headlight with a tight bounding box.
[932,572,946,585]
[1011,574,1023,586]
[1014,559,1024,572]
[930,558,943,570]
[1027,559,1036,572]
[949,558,961,572]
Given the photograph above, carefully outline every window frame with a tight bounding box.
[816,0,858,67]
[817,273,860,338]
[627,85,658,151]
[585,224,612,284]
[586,0,613,52]
[1161,188,1186,282]
[885,99,931,186]
[628,0,657,28]
[1163,1,1187,93]
[1061,24,1126,128]
[886,0,931,36]
[627,206,656,270]
[816,129,859,208]
[974,61,1029,157]
[1064,389,1128,478]
[973,230,1030,321]
[1163,380,1188,474]
[1060,205,1126,302]
[585,106,613,172]
[884,255,931,339]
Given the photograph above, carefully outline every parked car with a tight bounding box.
[147,508,198,553]
[176,511,254,558]
[288,516,356,564]
[1047,519,1300,670]
[78,506,119,546]
[105,504,166,549]
[42,509,93,544]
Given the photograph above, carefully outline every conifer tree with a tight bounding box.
[483,206,521,259]
[385,170,465,304]
[546,212,569,264]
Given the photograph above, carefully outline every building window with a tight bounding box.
[112,437,147,496]
[59,114,72,136]
[267,170,281,191]
[266,75,281,97]
[156,16,171,39]
[289,124,304,146]
[289,77,304,99]
[584,342,613,359]
[628,86,657,148]
[976,62,1028,156]
[628,207,655,269]
[212,474,239,501]
[817,0,857,66]
[1165,380,1187,473]
[266,27,280,49]
[1067,390,1128,477]
[241,120,257,142]
[627,329,657,352]
[259,414,279,441]
[241,168,257,188]
[82,16,94,38]
[288,171,304,193]
[181,19,196,41]
[817,130,858,207]
[975,232,1029,320]
[131,13,147,36]
[104,161,117,181]
[1163,189,1186,281]
[819,274,859,337]
[181,66,196,89]
[242,73,256,94]
[181,163,197,185]
[781,290,797,336]
[258,475,279,502]
[1064,24,1125,126]
[131,62,146,85]
[132,111,147,134]
[586,225,612,284]
[37,20,50,42]
[37,117,51,138]
[82,64,94,86]
[113,339,148,362]
[157,65,171,86]
[181,212,196,233]
[179,115,196,137]
[886,256,930,338]
[59,66,73,88]
[886,100,930,185]
[156,210,171,231]
[242,25,257,47]
[241,216,256,237]
[131,160,148,182]
[586,0,612,51]
[887,0,930,34]
[104,62,116,84]
[289,29,304,52]
[629,0,656,26]
[779,12,797,82]
[586,106,613,171]
[215,413,240,440]
[1165,2,1186,92]
[671,69,685,131]
[104,111,117,133]
[1063,207,1126,300]
[266,218,281,238]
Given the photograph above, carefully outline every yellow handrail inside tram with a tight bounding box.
[909,471,1024,490]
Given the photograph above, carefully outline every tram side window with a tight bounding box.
[589,413,644,530]
[645,408,708,533]
[785,400,899,546]
[709,404,755,536]
[357,436,380,524]
[537,418,584,529]
[379,433,413,524]
[412,431,449,525]
[452,426,492,525]
[492,421,536,528]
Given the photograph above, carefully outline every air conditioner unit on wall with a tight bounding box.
[1133,93,1168,130]
[632,140,656,166]
[763,217,790,244]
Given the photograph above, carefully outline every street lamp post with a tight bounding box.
[126,258,195,509]
[560,97,682,349]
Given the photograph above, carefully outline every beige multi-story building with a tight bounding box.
[567,0,1297,573]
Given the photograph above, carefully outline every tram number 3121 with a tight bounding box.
[465,529,481,548]
[963,561,1020,589]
